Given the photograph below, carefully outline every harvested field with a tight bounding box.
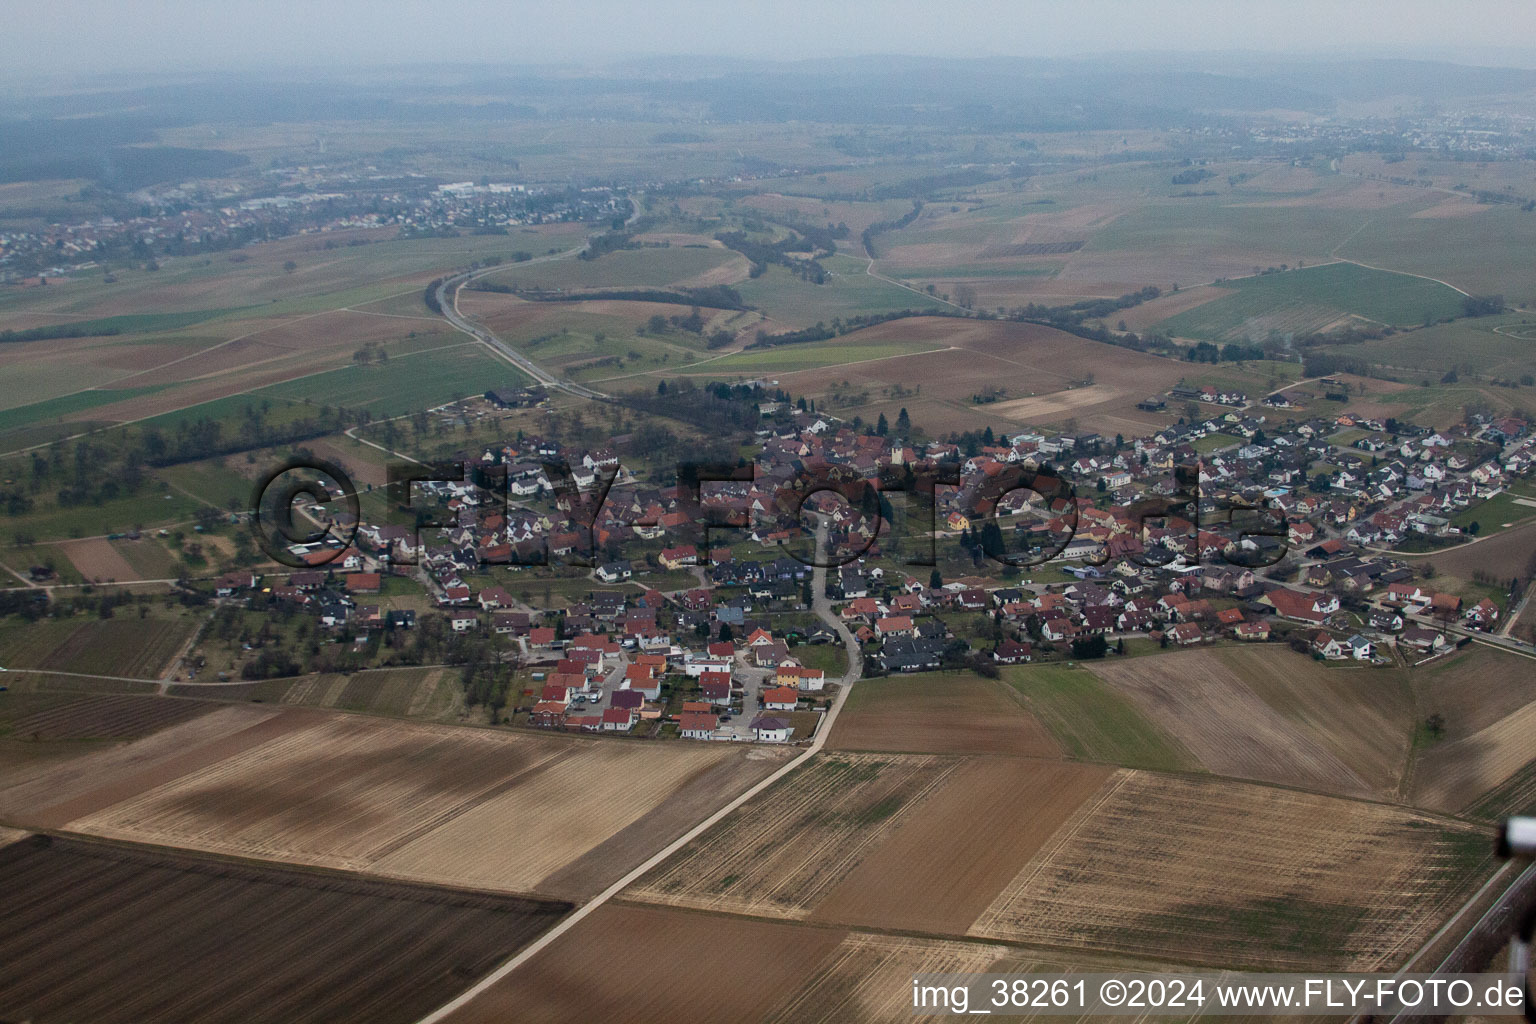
[1087,648,1410,799]
[58,537,139,582]
[830,672,1060,756]
[0,705,303,830]
[23,707,762,899]
[987,384,1131,423]
[6,694,211,741]
[1424,521,1536,582]
[969,770,1491,970]
[440,901,846,1024]
[0,835,567,1024]
[764,316,1199,436]
[627,752,961,919]
[373,740,740,894]
[535,745,793,901]
[810,758,1110,935]
[69,714,574,872]
[1411,699,1536,813]
[1469,759,1536,821]
[763,933,1010,1024]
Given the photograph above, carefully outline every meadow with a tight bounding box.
[1153,261,1467,342]
[734,253,947,327]
[253,343,527,417]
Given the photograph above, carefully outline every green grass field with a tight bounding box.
[1156,262,1466,342]
[1451,491,1536,533]
[0,232,577,320]
[252,345,527,417]
[735,253,946,327]
[0,384,174,435]
[885,262,1064,280]
[1355,317,1536,379]
[1001,662,1196,771]
[3,488,204,542]
[481,246,743,292]
[678,335,946,375]
[1340,203,1536,302]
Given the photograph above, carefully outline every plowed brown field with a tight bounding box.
[829,672,1060,757]
[810,758,1110,934]
[440,902,846,1024]
[0,835,567,1024]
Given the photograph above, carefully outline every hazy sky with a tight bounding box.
[7,0,1536,78]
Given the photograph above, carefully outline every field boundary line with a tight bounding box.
[1333,256,1471,298]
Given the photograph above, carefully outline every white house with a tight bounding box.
[751,716,792,743]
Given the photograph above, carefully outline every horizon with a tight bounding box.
[8,1,1536,80]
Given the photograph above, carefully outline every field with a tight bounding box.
[1412,645,1536,743]
[56,713,705,887]
[252,343,528,417]
[0,835,567,1024]
[672,315,1212,437]
[57,537,140,582]
[480,245,747,292]
[1153,262,1467,342]
[1421,519,1536,581]
[806,758,1111,935]
[1086,647,1415,799]
[735,254,948,327]
[0,705,777,899]
[441,899,1171,1024]
[968,770,1490,970]
[4,694,212,741]
[0,611,198,678]
[1353,315,1536,380]
[1338,201,1536,301]
[677,334,947,375]
[438,901,848,1024]
[627,752,961,918]
[831,672,1059,756]
[166,668,463,721]
[1411,698,1536,813]
[1001,664,1196,772]
[371,739,760,895]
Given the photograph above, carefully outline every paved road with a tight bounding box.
[432,195,641,402]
